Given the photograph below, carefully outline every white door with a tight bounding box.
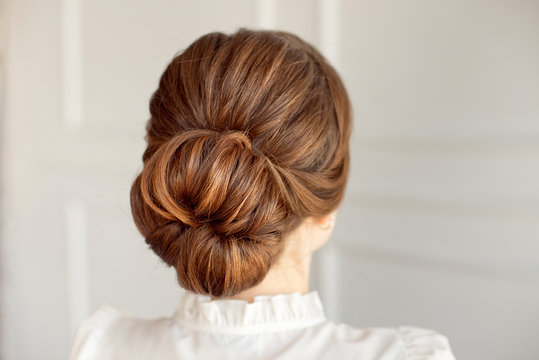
[2,1,539,359]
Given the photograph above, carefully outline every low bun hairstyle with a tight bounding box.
[130,28,352,297]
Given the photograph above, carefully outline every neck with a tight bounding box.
[214,251,313,303]
[209,214,333,303]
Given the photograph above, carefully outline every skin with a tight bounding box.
[214,209,338,303]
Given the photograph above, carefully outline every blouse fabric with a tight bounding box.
[69,290,456,360]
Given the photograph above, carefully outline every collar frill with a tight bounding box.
[173,290,327,334]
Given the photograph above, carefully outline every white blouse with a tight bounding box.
[69,290,456,360]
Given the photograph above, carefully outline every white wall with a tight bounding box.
[1,1,538,359]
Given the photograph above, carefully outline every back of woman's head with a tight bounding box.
[130,28,352,297]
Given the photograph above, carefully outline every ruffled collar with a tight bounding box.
[173,290,327,334]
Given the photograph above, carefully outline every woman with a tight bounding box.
[70,28,456,359]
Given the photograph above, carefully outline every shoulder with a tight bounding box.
[396,325,456,360]
[69,305,125,360]
[324,322,456,360]
[69,305,183,360]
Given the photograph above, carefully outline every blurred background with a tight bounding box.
[1,0,538,359]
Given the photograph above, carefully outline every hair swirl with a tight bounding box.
[130,28,352,297]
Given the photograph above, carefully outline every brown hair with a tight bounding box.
[130,28,352,297]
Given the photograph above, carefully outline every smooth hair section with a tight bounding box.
[130,28,352,297]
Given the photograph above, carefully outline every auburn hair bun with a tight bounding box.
[130,28,352,297]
